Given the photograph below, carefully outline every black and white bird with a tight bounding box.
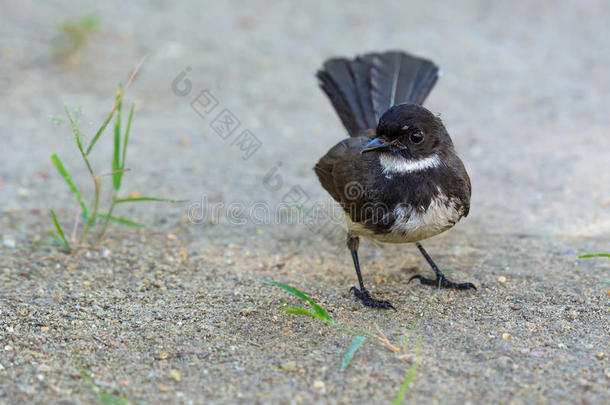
[314,51,476,309]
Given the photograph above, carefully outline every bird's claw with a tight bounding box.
[408,274,476,290]
[350,286,396,310]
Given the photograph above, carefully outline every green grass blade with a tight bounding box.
[64,106,95,178]
[261,278,332,322]
[50,154,90,220]
[119,103,135,185]
[79,14,100,30]
[97,392,132,405]
[49,209,71,250]
[113,197,186,204]
[81,368,132,405]
[51,116,66,126]
[64,105,81,139]
[579,253,610,258]
[64,106,85,156]
[392,340,422,405]
[112,89,122,190]
[46,231,62,242]
[86,112,113,155]
[283,306,321,319]
[96,214,144,229]
[341,336,366,371]
[598,281,610,284]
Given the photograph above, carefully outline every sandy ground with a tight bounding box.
[1,1,609,404]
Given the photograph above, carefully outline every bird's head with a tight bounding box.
[360,104,453,161]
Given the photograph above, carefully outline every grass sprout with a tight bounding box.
[261,278,440,405]
[261,277,435,401]
[80,367,132,405]
[578,253,610,258]
[392,338,422,405]
[54,14,100,60]
[340,336,367,371]
[44,57,183,252]
[48,209,71,251]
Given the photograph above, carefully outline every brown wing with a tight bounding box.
[314,139,350,203]
[314,135,387,225]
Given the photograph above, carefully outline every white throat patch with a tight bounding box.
[379,153,441,174]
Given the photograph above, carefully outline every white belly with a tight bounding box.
[345,195,464,244]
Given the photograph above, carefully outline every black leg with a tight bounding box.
[348,236,395,309]
[408,242,476,290]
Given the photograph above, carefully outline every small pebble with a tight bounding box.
[502,333,510,340]
[159,352,169,360]
[498,276,506,283]
[38,364,51,373]
[167,233,178,241]
[40,326,50,333]
[158,384,170,392]
[596,352,605,359]
[281,361,297,371]
[2,239,15,248]
[313,380,325,389]
[17,383,35,395]
[170,370,181,382]
[511,303,521,310]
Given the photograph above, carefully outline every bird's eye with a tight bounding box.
[409,131,424,144]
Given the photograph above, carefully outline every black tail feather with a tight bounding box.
[317,59,367,136]
[351,55,377,130]
[317,50,439,136]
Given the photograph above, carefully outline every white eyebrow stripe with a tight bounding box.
[379,153,441,174]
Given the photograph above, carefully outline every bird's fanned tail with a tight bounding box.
[316,51,439,136]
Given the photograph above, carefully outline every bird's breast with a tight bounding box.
[346,192,465,244]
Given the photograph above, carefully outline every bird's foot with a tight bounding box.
[350,287,395,310]
[408,274,476,290]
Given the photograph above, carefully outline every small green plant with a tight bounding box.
[392,341,421,405]
[46,61,182,252]
[80,367,132,405]
[54,14,100,60]
[262,278,435,402]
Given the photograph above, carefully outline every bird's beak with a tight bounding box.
[361,137,390,154]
